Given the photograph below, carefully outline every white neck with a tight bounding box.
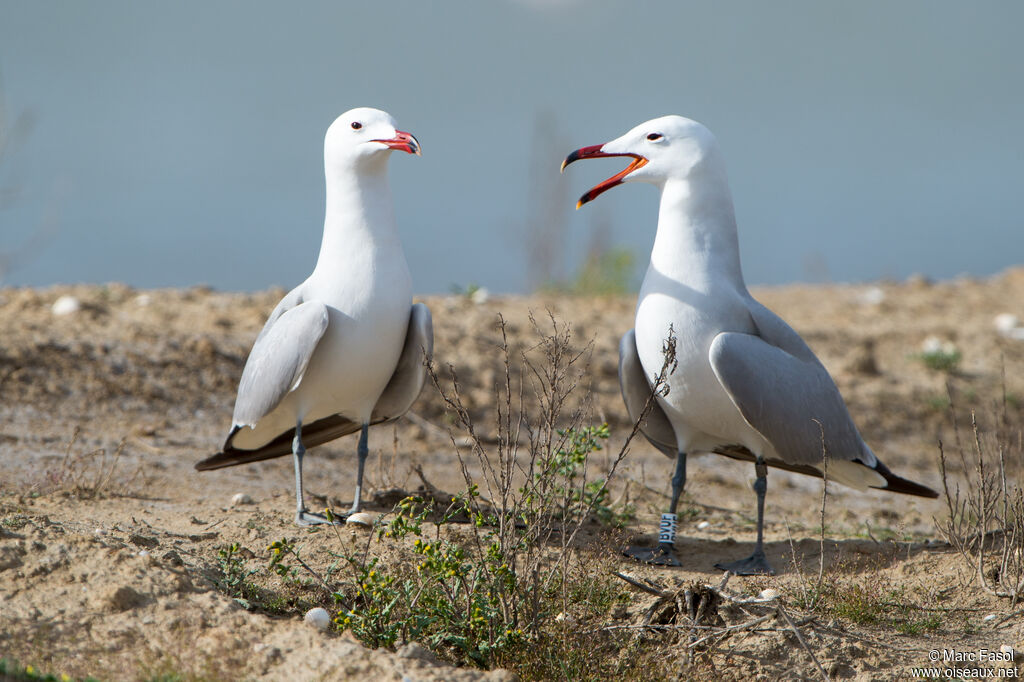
[314,160,400,274]
[649,170,746,293]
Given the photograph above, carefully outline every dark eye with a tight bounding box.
[647,133,663,141]
[351,121,362,130]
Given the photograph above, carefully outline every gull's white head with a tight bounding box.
[561,115,719,208]
[324,107,420,173]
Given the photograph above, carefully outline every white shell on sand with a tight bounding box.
[346,512,375,527]
[304,607,331,631]
[231,493,254,506]
[52,296,81,316]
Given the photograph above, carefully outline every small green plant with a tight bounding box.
[540,423,634,527]
[917,337,961,372]
[0,658,97,682]
[214,543,259,606]
[571,246,636,296]
[327,495,526,665]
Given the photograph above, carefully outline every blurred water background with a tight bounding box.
[1,1,1021,294]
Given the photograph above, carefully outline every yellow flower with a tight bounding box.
[25,666,34,675]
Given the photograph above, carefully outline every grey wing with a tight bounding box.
[371,303,433,422]
[708,301,871,467]
[232,299,329,427]
[618,329,678,458]
[253,286,305,345]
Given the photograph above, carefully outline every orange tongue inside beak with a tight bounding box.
[561,144,648,208]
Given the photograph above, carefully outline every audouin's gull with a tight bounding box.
[196,108,433,526]
[562,115,936,574]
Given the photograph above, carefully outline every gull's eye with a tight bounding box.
[351,121,362,130]
[647,133,663,141]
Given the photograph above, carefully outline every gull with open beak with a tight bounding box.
[196,107,432,526]
[563,115,936,574]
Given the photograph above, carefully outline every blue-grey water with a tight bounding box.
[1,1,1021,293]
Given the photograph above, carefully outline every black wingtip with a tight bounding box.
[872,459,939,498]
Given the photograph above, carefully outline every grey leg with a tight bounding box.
[715,457,774,575]
[624,450,686,567]
[349,423,369,514]
[292,421,342,527]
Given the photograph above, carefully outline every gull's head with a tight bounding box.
[324,107,420,172]
[561,115,717,208]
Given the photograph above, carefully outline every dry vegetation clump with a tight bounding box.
[936,380,1024,604]
[34,426,141,499]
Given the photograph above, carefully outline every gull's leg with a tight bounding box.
[715,456,775,575]
[348,423,369,515]
[293,421,342,526]
[624,450,686,567]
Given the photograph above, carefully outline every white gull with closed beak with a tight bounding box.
[196,107,433,526]
[563,115,936,573]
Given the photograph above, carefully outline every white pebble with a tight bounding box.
[983,613,998,623]
[757,588,781,601]
[51,295,81,316]
[346,512,375,527]
[857,286,886,306]
[137,550,150,558]
[994,313,1020,334]
[1001,644,1015,656]
[93,528,107,536]
[696,521,711,530]
[231,493,254,506]
[135,294,152,307]
[304,607,331,630]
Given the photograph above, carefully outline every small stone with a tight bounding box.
[231,493,254,506]
[984,613,998,623]
[1000,644,1015,656]
[137,550,150,558]
[93,528,107,536]
[135,294,152,307]
[397,642,436,661]
[696,521,711,530]
[161,550,184,567]
[346,512,375,527]
[51,295,81,316]
[129,533,159,548]
[106,585,146,612]
[757,588,781,601]
[304,607,331,631]
[857,286,886,306]
[994,313,1019,335]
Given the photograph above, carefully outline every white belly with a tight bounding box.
[634,282,769,455]
[232,254,412,450]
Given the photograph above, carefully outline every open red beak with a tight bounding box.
[561,144,648,209]
[373,129,421,155]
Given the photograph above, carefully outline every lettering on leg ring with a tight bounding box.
[659,513,678,545]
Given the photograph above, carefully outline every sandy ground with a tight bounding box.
[4,270,1024,680]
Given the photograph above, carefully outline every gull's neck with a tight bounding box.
[314,160,401,275]
[649,169,747,293]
